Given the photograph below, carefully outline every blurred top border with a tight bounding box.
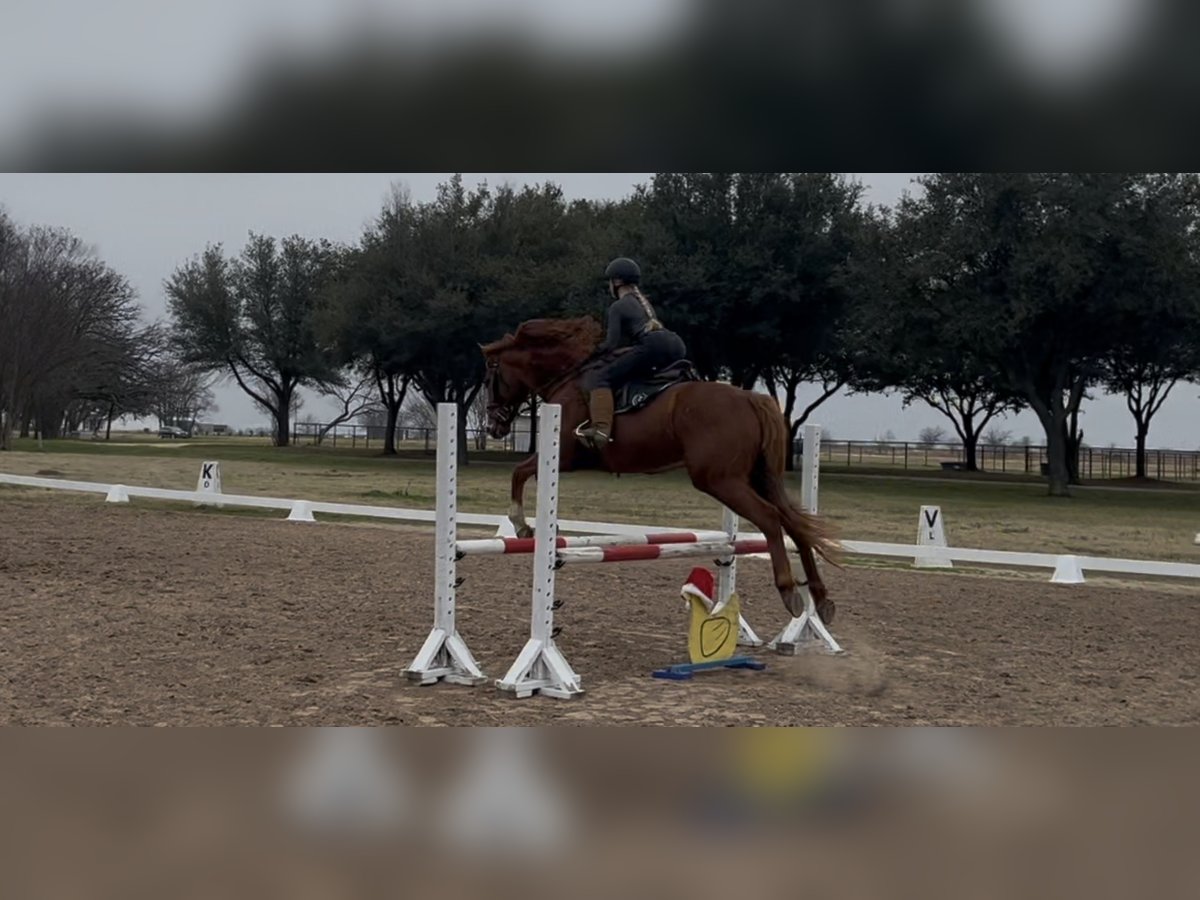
[4,0,1200,170]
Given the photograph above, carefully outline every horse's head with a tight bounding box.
[480,334,530,439]
[479,317,603,438]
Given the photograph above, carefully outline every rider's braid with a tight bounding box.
[631,287,663,332]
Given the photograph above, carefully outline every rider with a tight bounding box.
[577,257,687,448]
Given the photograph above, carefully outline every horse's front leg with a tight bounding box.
[508,432,580,538]
[509,454,538,538]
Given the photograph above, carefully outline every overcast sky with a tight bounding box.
[0,172,1196,449]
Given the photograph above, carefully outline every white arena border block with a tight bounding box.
[496,404,585,699]
[403,404,487,687]
[914,505,952,569]
[767,423,842,655]
[195,460,224,508]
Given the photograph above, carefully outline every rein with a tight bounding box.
[487,349,617,426]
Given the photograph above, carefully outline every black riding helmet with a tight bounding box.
[605,257,641,284]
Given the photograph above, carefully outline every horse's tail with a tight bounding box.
[747,393,841,565]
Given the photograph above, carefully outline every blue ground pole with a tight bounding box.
[651,656,767,681]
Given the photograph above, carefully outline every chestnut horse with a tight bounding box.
[480,317,840,623]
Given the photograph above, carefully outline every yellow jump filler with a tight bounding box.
[652,567,767,681]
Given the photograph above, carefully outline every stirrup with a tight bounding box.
[573,422,611,449]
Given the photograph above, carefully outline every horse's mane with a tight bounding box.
[482,317,602,375]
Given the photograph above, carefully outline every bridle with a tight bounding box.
[485,350,612,430]
[484,360,521,433]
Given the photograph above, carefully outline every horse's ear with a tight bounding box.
[480,333,517,356]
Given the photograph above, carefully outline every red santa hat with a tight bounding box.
[681,566,716,613]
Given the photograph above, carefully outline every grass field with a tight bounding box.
[4,433,1200,563]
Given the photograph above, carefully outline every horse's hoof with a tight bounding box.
[782,587,805,618]
[516,525,534,540]
[816,597,836,625]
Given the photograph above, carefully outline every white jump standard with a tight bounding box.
[495,404,585,698]
[403,404,488,687]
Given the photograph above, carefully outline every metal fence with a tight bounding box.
[809,439,1200,481]
[291,421,1200,481]
[291,421,529,454]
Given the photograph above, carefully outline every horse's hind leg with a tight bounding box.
[776,503,834,624]
[695,477,805,618]
[754,465,834,623]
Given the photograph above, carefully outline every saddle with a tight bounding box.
[614,360,701,415]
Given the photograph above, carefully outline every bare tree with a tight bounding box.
[312,371,374,444]
[398,394,436,433]
[467,389,490,451]
[918,425,947,447]
[148,354,217,431]
[983,426,1013,446]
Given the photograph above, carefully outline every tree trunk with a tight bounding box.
[1,387,18,450]
[383,401,399,456]
[1046,432,1070,496]
[457,399,470,467]
[1065,381,1086,485]
[962,432,979,472]
[1044,408,1071,497]
[1135,422,1148,479]
[43,414,63,440]
[105,403,115,441]
[1026,387,1071,496]
[786,419,802,472]
[275,387,292,447]
[1065,424,1083,484]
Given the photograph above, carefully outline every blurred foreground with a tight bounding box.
[2,729,1196,898]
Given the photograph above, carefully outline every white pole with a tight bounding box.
[801,423,821,514]
[716,505,762,647]
[434,403,458,636]
[529,404,561,644]
[404,403,486,686]
[497,404,583,699]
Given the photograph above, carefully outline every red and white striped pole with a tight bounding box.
[555,539,771,565]
[455,530,732,557]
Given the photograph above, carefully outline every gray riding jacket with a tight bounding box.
[597,290,664,353]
